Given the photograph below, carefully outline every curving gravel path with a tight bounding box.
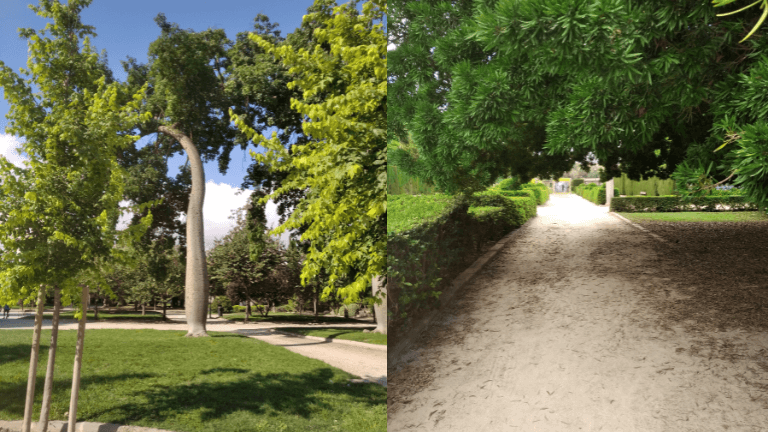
[388,193,768,431]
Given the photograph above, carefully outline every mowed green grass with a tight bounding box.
[23,311,167,322]
[277,328,387,346]
[618,211,768,223]
[0,329,385,432]
[223,312,364,324]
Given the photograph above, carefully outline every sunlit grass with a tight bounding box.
[619,211,768,223]
[0,329,385,432]
[277,327,387,346]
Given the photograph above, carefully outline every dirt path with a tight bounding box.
[388,194,768,431]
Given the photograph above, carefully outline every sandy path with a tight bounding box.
[388,194,768,431]
[1,313,387,387]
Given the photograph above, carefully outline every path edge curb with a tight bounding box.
[0,420,174,432]
[608,211,669,244]
[389,209,537,370]
[268,329,387,351]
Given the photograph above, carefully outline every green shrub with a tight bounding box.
[520,183,549,204]
[388,189,538,339]
[212,296,233,313]
[388,194,456,234]
[575,183,607,205]
[610,195,758,212]
[572,178,585,189]
[495,189,537,201]
[472,191,537,227]
[231,305,246,313]
[498,177,522,191]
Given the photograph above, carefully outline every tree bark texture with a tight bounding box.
[68,286,88,432]
[159,125,210,337]
[38,287,62,432]
[22,288,47,432]
[372,275,387,334]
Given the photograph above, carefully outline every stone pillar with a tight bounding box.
[606,178,615,209]
[372,275,387,334]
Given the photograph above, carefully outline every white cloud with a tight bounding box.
[0,134,28,167]
[194,181,293,250]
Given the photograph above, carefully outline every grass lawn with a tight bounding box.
[21,311,167,322]
[618,211,768,223]
[277,328,387,346]
[223,312,367,324]
[0,329,385,432]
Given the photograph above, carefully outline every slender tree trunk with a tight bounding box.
[93,303,99,320]
[244,294,251,323]
[372,275,387,334]
[163,301,167,320]
[38,287,62,432]
[314,289,318,317]
[68,286,88,432]
[159,125,209,337]
[22,287,47,432]
[141,303,145,316]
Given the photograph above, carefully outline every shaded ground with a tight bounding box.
[387,194,768,431]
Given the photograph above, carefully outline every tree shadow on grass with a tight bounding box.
[0,343,45,365]
[0,372,156,417]
[99,368,387,425]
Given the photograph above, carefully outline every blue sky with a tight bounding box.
[0,0,350,248]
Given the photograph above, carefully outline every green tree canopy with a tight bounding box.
[0,0,152,308]
[231,0,386,303]
[389,0,768,206]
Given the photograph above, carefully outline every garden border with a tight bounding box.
[389,215,535,370]
[269,329,387,351]
[608,212,670,244]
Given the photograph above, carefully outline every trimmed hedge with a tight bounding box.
[388,190,537,340]
[496,189,537,202]
[575,183,606,205]
[471,190,537,227]
[520,183,550,205]
[571,178,584,189]
[610,195,758,212]
[497,177,521,191]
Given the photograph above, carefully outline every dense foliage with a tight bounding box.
[231,0,386,303]
[390,0,768,211]
[0,0,152,308]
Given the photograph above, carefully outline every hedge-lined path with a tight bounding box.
[0,311,387,387]
[388,193,768,431]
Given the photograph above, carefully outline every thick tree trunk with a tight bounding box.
[159,125,209,337]
[22,287,47,432]
[372,275,387,334]
[38,287,62,432]
[93,304,99,320]
[141,303,145,316]
[68,286,88,432]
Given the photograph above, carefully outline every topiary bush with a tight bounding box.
[520,183,549,204]
[212,296,233,313]
[497,177,522,191]
[232,305,246,313]
[572,178,584,189]
[495,189,537,202]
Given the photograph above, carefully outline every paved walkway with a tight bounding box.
[388,194,768,431]
[1,310,386,387]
